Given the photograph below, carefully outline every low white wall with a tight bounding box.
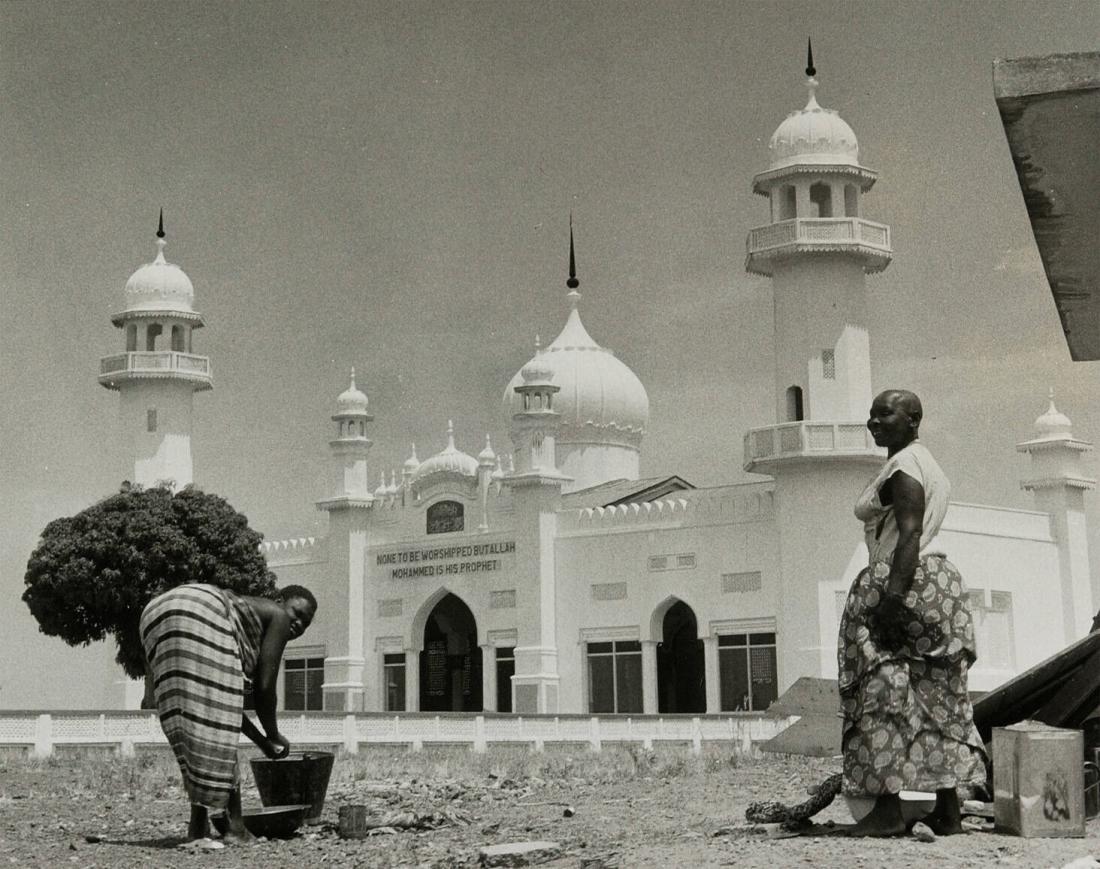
[0,711,795,758]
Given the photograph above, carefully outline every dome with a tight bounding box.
[123,237,196,314]
[335,368,369,416]
[504,304,649,447]
[411,422,479,484]
[1035,394,1073,439]
[478,435,497,465]
[769,79,860,170]
[403,444,421,472]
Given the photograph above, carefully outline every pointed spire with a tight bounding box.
[154,208,167,264]
[349,366,357,389]
[446,419,456,450]
[566,214,581,309]
[535,334,541,353]
[804,38,820,109]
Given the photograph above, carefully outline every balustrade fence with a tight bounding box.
[0,712,794,758]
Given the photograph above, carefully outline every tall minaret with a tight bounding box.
[744,42,892,435]
[99,212,212,488]
[742,48,891,689]
[1018,392,1096,640]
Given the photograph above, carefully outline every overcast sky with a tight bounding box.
[4,0,1100,708]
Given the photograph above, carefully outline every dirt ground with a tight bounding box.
[2,747,1099,869]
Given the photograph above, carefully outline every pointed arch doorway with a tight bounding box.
[420,593,482,712]
[656,600,706,713]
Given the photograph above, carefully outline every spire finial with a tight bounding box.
[349,366,356,388]
[803,38,820,109]
[566,214,581,308]
[446,419,455,450]
[535,333,541,353]
[154,208,167,263]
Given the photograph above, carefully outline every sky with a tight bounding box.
[3,0,1100,708]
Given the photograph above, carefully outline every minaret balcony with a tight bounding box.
[746,217,892,276]
[743,420,884,474]
[98,351,213,391]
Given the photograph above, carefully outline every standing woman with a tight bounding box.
[140,582,317,841]
[838,390,987,836]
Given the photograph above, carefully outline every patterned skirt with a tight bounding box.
[140,584,259,810]
[837,556,988,797]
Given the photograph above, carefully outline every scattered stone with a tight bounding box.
[67,842,78,851]
[1059,858,1100,869]
[580,853,621,869]
[562,806,575,818]
[910,821,936,843]
[83,834,102,844]
[479,840,562,867]
[177,838,225,851]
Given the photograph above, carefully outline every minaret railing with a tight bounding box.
[747,217,891,254]
[99,351,211,378]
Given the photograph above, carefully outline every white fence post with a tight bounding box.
[33,714,52,758]
[473,715,486,753]
[691,717,702,756]
[343,715,358,754]
[589,716,601,753]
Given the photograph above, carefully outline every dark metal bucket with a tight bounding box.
[250,751,335,825]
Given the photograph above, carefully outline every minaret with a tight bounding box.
[99,212,211,488]
[1018,392,1096,639]
[742,49,891,689]
[315,369,374,713]
[744,42,892,440]
[326,368,373,501]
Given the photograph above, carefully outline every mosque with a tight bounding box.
[102,64,1096,715]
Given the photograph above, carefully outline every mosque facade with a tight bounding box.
[105,69,1096,715]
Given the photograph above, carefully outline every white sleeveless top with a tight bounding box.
[854,440,950,566]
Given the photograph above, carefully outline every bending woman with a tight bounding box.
[839,389,987,836]
[140,582,317,841]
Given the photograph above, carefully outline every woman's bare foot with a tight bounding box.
[846,795,907,837]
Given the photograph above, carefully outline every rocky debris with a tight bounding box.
[562,805,575,818]
[579,853,622,869]
[177,838,225,851]
[910,821,936,843]
[1059,859,1100,869]
[478,840,562,867]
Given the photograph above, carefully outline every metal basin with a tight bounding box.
[241,804,311,838]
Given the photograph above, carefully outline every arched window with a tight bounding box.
[844,184,858,217]
[809,182,832,218]
[126,324,137,352]
[145,323,163,351]
[786,386,804,422]
[779,185,797,220]
[427,500,464,535]
[171,325,184,352]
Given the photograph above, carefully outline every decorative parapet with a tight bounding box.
[745,217,892,275]
[98,351,212,390]
[261,535,327,566]
[558,483,775,534]
[743,421,883,474]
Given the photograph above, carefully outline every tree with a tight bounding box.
[23,484,277,688]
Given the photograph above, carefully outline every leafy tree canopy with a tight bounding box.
[23,484,277,679]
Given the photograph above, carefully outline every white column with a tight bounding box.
[702,635,720,714]
[481,644,497,712]
[404,648,420,712]
[641,640,659,715]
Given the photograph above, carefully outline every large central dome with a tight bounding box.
[504,300,649,448]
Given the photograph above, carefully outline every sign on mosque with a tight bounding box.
[375,540,517,580]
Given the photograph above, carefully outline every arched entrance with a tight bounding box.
[420,593,482,712]
[657,601,706,713]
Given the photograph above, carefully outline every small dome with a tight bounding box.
[386,470,399,496]
[504,305,649,447]
[124,237,196,314]
[411,422,479,484]
[336,368,369,416]
[521,354,555,385]
[374,471,389,498]
[403,444,421,472]
[478,435,497,465]
[1035,393,1073,439]
[491,455,505,480]
[769,79,859,170]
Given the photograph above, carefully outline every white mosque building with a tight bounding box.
[103,66,1096,715]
